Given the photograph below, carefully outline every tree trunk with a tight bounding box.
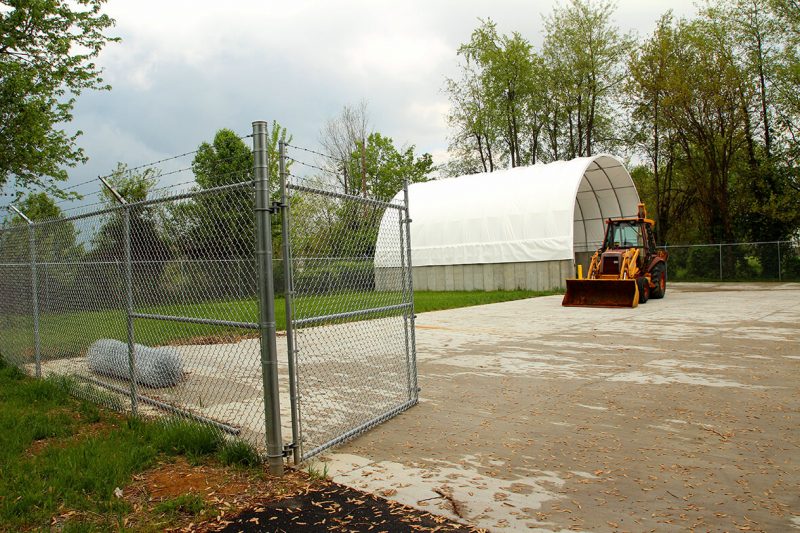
[754,25,771,158]
[475,133,488,173]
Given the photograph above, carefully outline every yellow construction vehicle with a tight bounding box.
[562,204,668,308]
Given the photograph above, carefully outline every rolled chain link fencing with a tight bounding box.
[0,122,419,469]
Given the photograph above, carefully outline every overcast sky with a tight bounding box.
[57,0,699,199]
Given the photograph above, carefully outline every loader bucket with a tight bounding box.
[562,279,640,308]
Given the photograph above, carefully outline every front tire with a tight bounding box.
[638,276,650,303]
[650,263,667,299]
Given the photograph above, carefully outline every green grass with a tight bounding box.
[0,289,559,529]
[413,289,559,312]
[153,493,207,517]
[0,289,559,359]
[0,359,261,531]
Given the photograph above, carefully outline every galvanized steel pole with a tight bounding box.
[398,200,412,400]
[402,181,419,400]
[279,140,301,465]
[123,208,138,415]
[253,121,284,475]
[99,176,137,415]
[10,206,41,378]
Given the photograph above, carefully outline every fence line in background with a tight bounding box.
[574,240,799,282]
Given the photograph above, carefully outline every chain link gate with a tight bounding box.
[279,142,419,462]
[0,122,419,474]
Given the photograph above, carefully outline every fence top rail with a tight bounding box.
[288,182,405,210]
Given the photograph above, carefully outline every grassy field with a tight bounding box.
[0,289,559,359]
[0,359,473,532]
[0,358,269,531]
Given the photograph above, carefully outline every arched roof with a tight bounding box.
[375,154,639,267]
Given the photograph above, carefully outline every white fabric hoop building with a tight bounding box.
[375,154,639,267]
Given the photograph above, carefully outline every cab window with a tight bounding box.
[606,221,643,249]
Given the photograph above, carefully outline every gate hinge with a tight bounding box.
[282,442,298,457]
[269,201,286,214]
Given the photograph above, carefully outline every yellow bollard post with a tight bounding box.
[577,264,583,280]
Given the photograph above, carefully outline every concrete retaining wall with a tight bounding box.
[376,260,574,292]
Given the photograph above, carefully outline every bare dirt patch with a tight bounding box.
[116,459,476,532]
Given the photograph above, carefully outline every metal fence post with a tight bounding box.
[253,121,284,475]
[402,181,419,400]
[719,243,723,280]
[777,241,782,281]
[10,206,41,378]
[279,140,301,465]
[397,195,412,400]
[100,177,138,415]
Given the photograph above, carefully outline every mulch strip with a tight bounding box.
[198,480,482,533]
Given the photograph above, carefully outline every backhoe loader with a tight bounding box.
[562,204,668,308]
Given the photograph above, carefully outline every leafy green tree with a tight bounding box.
[444,60,498,174]
[445,4,629,173]
[542,0,631,158]
[624,13,695,244]
[445,19,545,172]
[90,163,171,301]
[14,192,61,222]
[192,129,253,189]
[0,0,118,197]
[659,17,751,244]
[625,3,799,249]
[322,133,434,259]
[3,192,81,263]
[171,124,292,260]
[457,20,538,168]
[346,132,433,201]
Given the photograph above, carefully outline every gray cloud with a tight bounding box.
[56,0,697,202]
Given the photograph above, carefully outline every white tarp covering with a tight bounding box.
[375,154,639,267]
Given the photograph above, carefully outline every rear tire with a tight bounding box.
[638,277,650,303]
[650,263,667,299]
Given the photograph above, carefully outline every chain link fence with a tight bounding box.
[662,241,800,281]
[0,122,419,471]
[285,181,418,461]
[575,239,800,282]
[0,182,269,439]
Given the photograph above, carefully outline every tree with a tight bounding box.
[192,129,252,190]
[4,191,81,263]
[769,0,800,190]
[91,163,171,301]
[0,0,118,197]
[456,20,538,168]
[172,124,292,260]
[445,19,545,172]
[444,60,498,174]
[444,4,629,173]
[346,132,433,200]
[542,0,631,158]
[625,13,695,244]
[320,101,371,195]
